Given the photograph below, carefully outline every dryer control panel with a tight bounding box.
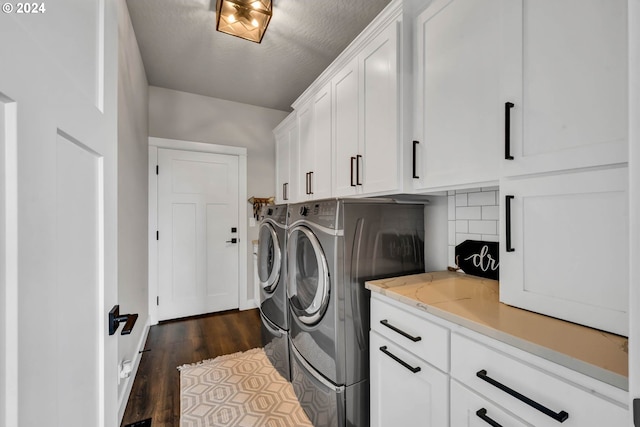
[289,200,338,229]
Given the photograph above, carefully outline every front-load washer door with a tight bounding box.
[287,225,330,326]
[258,221,281,293]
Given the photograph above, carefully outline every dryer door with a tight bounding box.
[287,225,330,325]
[257,221,281,293]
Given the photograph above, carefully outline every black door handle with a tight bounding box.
[477,370,569,423]
[309,171,313,194]
[350,157,356,187]
[380,319,422,342]
[505,195,515,252]
[356,155,362,185]
[226,238,238,244]
[412,141,419,179]
[505,102,514,160]
[379,346,421,373]
[476,409,503,427]
[108,305,138,336]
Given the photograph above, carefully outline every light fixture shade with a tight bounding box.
[216,0,272,43]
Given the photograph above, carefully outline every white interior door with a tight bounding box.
[0,1,119,426]
[158,149,240,320]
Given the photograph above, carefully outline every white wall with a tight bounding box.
[148,86,289,302]
[117,0,149,418]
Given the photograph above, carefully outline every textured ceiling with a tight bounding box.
[126,0,392,111]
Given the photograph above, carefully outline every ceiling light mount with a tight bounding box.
[216,0,272,43]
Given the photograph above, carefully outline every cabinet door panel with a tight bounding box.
[333,59,359,197]
[370,332,449,427]
[275,131,290,204]
[500,167,628,335]
[360,23,400,194]
[312,84,332,199]
[297,102,313,200]
[502,0,628,175]
[415,0,501,190]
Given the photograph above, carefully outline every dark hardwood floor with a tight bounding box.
[120,309,262,427]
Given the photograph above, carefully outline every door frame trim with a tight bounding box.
[148,137,248,325]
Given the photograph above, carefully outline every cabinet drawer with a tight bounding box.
[371,296,449,372]
[451,380,531,427]
[451,333,627,427]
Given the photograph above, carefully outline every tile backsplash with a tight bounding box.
[448,186,500,267]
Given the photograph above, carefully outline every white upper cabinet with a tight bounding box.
[501,0,628,176]
[296,84,332,200]
[333,58,360,197]
[500,166,629,336]
[413,0,501,191]
[334,21,403,197]
[310,82,333,199]
[359,21,402,195]
[274,113,297,204]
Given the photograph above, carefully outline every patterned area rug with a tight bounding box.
[178,348,313,427]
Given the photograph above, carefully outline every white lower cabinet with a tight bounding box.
[370,293,628,427]
[370,331,449,427]
[450,380,530,427]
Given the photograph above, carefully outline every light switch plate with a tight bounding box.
[249,218,256,227]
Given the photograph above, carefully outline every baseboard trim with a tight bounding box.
[118,317,151,424]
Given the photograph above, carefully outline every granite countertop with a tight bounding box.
[365,271,628,390]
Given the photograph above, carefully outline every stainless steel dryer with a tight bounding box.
[287,199,425,427]
[258,204,290,381]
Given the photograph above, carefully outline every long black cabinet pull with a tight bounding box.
[505,195,515,252]
[283,183,289,201]
[380,319,422,342]
[309,171,313,194]
[350,157,356,187]
[379,346,421,373]
[412,140,420,178]
[476,370,569,423]
[305,172,309,195]
[356,155,362,185]
[476,409,503,427]
[505,102,515,160]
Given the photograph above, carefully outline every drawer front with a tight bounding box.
[371,297,449,371]
[451,380,531,427]
[370,331,449,427]
[451,333,628,427]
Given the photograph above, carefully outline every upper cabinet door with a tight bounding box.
[414,0,501,191]
[297,100,313,200]
[333,58,360,197]
[275,129,290,204]
[501,0,628,176]
[360,21,401,195]
[311,82,333,199]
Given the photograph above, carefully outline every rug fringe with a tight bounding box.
[176,347,264,371]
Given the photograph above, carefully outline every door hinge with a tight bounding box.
[156,165,159,175]
[156,230,159,240]
[156,296,159,306]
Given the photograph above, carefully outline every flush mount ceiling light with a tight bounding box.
[216,0,272,43]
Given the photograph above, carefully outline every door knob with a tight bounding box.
[226,238,238,243]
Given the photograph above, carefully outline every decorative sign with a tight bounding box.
[455,240,499,280]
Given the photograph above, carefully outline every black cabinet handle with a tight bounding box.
[476,370,569,423]
[350,157,356,187]
[283,183,288,201]
[309,171,313,194]
[379,346,421,373]
[356,155,362,185]
[505,195,515,252]
[476,409,503,427]
[380,319,422,342]
[412,140,420,179]
[305,172,311,195]
[505,102,514,160]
